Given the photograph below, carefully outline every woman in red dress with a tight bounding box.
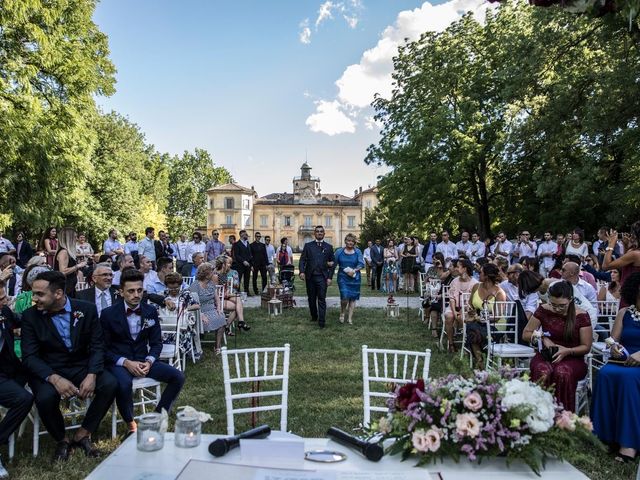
[522,280,593,412]
[603,222,640,308]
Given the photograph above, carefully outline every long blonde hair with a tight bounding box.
[57,227,78,261]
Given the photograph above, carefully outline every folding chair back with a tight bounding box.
[361,345,431,427]
[183,276,195,286]
[485,301,534,371]
[221,344,290,435]
[158,310,182,371]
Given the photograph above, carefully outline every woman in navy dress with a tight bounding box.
[591,272,640,463]
[335,234,365,325]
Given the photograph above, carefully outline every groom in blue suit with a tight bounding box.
[100,269,184,435]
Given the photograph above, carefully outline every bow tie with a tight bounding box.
[126,307,141,316]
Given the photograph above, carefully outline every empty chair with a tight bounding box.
[485,301,535,371]
[362,345,431,427]
[221,344,290,435]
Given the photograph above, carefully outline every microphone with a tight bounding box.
[208,425,271,457]
[326,427,384,462]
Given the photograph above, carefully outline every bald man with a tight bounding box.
[558,262,598,330]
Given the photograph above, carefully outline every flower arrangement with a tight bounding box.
[371,369,601,475]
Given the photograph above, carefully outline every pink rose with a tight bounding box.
[555,410,576,431]
[455,413,481,438]
[412,429,431,453]
[463,391,483,412]
[577,416,593,431]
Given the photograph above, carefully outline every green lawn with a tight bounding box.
[8,308,634,480]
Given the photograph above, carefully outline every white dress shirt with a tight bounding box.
[499,280,539,315]
[514,241,536,260]
[455,241,472,259]
[363,247,372,263]
[175,241,189,261]
[491,240,513,262]
[436,241,458,265]
[266,244,276,264]
[468,241,485,263]
[186,241,206,262]
[536,240,558,271]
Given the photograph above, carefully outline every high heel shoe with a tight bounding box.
[238,321,251,331]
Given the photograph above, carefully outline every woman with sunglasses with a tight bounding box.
[522,280,592,411]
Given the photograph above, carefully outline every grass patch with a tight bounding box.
[6,308,633,480]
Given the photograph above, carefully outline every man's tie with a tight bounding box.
[126,307,141,316]
[100,291,108,311]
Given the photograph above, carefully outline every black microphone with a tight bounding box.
[208,425,271,457]
[326,427,384,462]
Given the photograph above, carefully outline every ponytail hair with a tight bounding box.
[548,280,576,342]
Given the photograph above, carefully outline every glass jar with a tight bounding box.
[137,412,164,452]
[174,411,201,448]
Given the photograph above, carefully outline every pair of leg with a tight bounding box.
[109,362,185,426]
[306,275,328,326]
[372,265,382,290]
[365,262,371,282]
[252,265,267,295]
[339,299,356,324]
[404,273,415,292]
[29,369,118,443]
[530,357,585,413]
[444,311,462,351]
[0,377,33,445]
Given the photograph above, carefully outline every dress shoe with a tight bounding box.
[53,440,70,462]
[319,323,325,329]
[238,321,251,331]
[310,317,317,322]
[71,436,101,458]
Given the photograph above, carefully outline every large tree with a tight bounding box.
[0,0,116,236]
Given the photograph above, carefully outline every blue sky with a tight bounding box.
[94,0,487,196]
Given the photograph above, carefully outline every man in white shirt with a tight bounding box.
[490,231,513,263]
[186,232,206,263]
[103,229,124,261]
[363,241,372,284]
[499,264,538,320]
[113,254,135,287]
[536,231,557,278]
[139,256,160,292]
[512,231,536,264]
[173,234,189,274]
[468,233,485,263]
[264,236,276,285]
[0,233,15,255]
[137,227,157,268]
[455,231,472,259]
[436,230,458,267]
[123,232,139,267]
[559,262,598,330]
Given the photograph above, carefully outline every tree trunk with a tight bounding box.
[476,161,492,239]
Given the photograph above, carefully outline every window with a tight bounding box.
[366,200,372,209]
[244,215,251,227]
[225,197,234,209]
[347,216,356,228]
[209,199,214,209]
[225,214,233,225]
[324,215,332,227]
[284,216,291,227]
[243,199,250,210]
[304,215,312,227]
[260,215,268,227]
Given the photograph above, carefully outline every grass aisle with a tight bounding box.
[10,307,634,480]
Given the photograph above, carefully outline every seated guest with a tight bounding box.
[76,263,119,317]
[112,254,135,287]
[597,268,621,302]
[191,261,230,355]
[146,257,175,295]
[444,259,477,352]
[464,263,506,369]
[187,252,205,278]
[559,261,598,331]
[0,254,21,298]
[0,281,33,476]
[591,273,640,463]
[522,280,592,412]
[14,264,51,316]
[21,271,118,461]
[100,270,185,436]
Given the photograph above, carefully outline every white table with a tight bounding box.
[86,431,589,480]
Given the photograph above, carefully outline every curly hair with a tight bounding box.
[195,262,214,281]
[621,272,640,307]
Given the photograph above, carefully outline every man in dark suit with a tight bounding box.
[154,230,174,262]
[299,226,335,329]
[232,230,253,295]
[250,232,268,295]
[0,282,33,475]
[100,269,184,436]
[15,232,33,268]
[21,271,118,461]
[370,239,384,291]
[76,263,120,317]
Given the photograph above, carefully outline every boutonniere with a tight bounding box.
[140,317,156,330]
[72,311,84,327]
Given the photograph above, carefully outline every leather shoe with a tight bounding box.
[71,436,101,458]
[310,317,317,322]
[53,440,70,462]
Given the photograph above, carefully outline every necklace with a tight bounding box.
[629,305,640,323]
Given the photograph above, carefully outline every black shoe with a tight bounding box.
[53,440,70,462]
[310,317,317,322]
[238,321,251,332]
[71,436,101,458]
[225,326,235,336]
[319,323,325,329]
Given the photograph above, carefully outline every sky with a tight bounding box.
[94,0,489,197]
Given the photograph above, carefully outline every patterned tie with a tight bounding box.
[100,291,108,312]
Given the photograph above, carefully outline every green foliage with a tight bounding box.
[165,149,233,237]
[368,1,640,238]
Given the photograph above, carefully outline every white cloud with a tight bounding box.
[305,100,356,135]
[306,0,491,133]
[316,1,335,28]
[343,14,358,28]
[299,19,311,44]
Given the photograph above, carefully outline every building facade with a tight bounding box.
[206,163,378,250]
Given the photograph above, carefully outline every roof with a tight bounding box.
[353,185,379,199]
[207,183,255,194]
[256,192,359,206]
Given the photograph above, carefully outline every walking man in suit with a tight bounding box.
[370,239,384,291]
[232,230,253,295]
[21,271,118,461]
[0,281,33,476]
[299,226,335,329]
[250,232,268,295]
[100,269,185,436]
[76,263,120,317]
